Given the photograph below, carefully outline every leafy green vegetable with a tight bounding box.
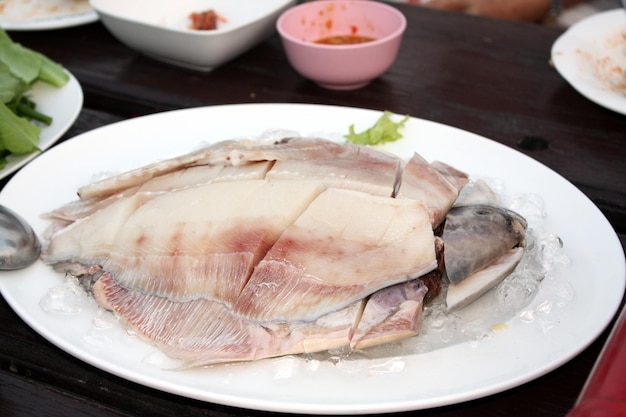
[0,103,40,154]
[36,51,70,88]
[344,111,410,145]
[0,62,23,103]
[0,28,69,169]
[0,37,41,84]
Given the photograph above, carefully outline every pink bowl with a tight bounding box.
[277,0,406,90]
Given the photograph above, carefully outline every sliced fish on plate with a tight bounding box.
[40,137,526,366]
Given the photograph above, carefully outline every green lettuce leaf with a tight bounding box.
[0,102,40,154]
[345,111,410,145]
[0,36,41,84]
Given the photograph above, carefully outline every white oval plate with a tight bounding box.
[0,0,97,30]
[0,103,624,414]
[551,9,626,115]
[0,72,83,180]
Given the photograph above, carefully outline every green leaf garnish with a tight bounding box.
[345,111,410,145]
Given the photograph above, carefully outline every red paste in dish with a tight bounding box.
[314,35,375,45]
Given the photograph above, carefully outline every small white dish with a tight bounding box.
[0,72,83,180]
[90,0,296,71]
[551,9,626,115]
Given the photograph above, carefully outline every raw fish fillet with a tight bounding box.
[77,137,379,201]
[194,137,382,167]
[234,188,437,322]
[41,137,486,365]
[267,145,400,197]
[43,186,141,223]
[45,180,324,304]
[44,194,148,266]
[47,162,273,223]
[431,161,471,192]
[397,153,468,228]
[77,139,247,200]
[351,279,429,350]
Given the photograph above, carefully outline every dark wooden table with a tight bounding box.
[1,3,625,416]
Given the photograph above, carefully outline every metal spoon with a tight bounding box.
[0,205,41,270]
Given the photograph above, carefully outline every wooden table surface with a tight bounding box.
[1,3,625,416]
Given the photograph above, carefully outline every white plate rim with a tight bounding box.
[0,103,624,414]
[0,72,83,180]
[551,8,626,115]
[1,7,97,31]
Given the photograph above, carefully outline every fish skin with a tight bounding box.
[443,204,527,285]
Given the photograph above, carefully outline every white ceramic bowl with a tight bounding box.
[90,0,296,71]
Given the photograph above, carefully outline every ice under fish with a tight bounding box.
[40,137,526,366]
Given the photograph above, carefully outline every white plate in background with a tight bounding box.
[552,9,626,114]
[0,0,97,30]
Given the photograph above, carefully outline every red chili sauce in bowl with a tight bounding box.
[314,35,376,45]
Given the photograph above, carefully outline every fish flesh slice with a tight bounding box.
[430,161,471,192]
[454,178,499,207]
[267,145,400,197]
[77,139,248,200]
[212,161,273,183]
[93,272,361,366]
[45,180,325,304]
[78,137,375,201]
[233,188,437,322]
[92,235,441,366]
[193,137,382,167]
[46,162,274,223]
[43,186,142,223]
[351,279,429,350]
[134,164,225,194]
[396,153,468,228]
[46,165,225,223]
[351,236,444,349]
[43,194,148,266]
